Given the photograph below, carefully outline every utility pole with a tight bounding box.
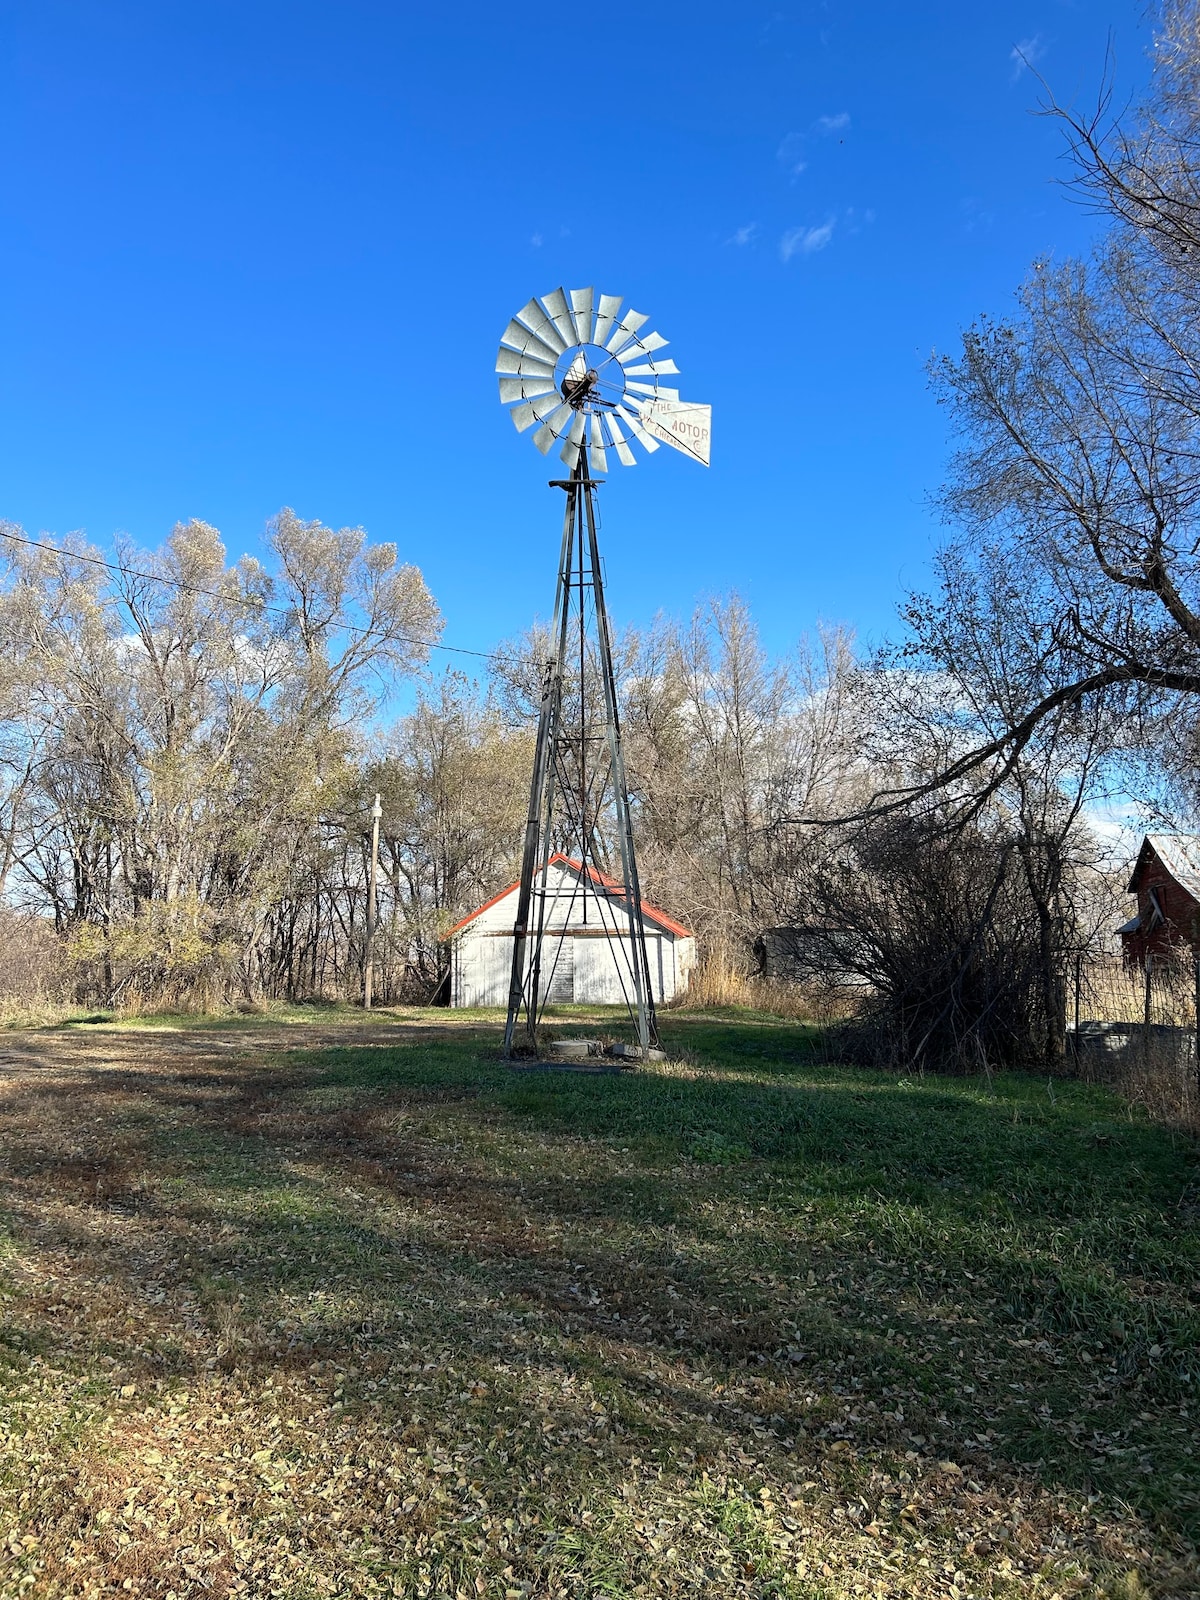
[364,792,382,1011]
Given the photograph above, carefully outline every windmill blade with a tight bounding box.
[559,411,586,470]
[496,347,557,379]
[620,355,681,374]
[516,356,558,380]
[617,402,660,450]
[638,399,712,467]
[514,297,567,354]
[593,293,622,347]
[532,402,573,454]
[605,308,649,354]
[512,390,568,435]
[559,410,586,469]
[617,404,659,451]
[531,390,565,419]
[510,391,565,432]
[604,413,637,467]
[541,288,579,351]
[500,320,560,364]
[633,330,669,356]
[509,400,542,433]
[625,381,680,401]
[588,413,609,473]
[499,376,557,404]
[569,287,594,345]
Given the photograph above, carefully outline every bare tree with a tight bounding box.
[1048,2,1200,276]
[0,514,439,1005]
[365,673,531,993]
[488,601,863,969]
[884,3,1200,813]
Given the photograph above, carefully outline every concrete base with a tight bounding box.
[505,1037,661,1070]
[548,1038,602,1060]
[610,1043,667,1062]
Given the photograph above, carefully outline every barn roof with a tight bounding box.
[1128,834,1200,899]
[442,853,693,941]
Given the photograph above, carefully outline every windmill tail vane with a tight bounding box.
[497,287,710,1063]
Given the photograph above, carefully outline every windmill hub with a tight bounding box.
[560,352,600,408]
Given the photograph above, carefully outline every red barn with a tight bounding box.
[1119,834,1200,964]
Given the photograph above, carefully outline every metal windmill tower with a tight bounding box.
[496,287,711,1060]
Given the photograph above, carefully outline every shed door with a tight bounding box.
[648,935,665,1001]
[545,936,575,1003]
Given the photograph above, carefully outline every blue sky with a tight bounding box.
[0,1,1151,667]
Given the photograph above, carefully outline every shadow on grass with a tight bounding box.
[1,1013,1198,1568]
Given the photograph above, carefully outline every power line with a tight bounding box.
[0,526,501,663]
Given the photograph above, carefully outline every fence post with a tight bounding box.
[1143,952,1153,1067]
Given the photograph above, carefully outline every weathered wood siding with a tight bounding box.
[1121,839,1200,964]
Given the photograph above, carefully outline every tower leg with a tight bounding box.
[581,460,659,1055]
[503,446,660,1060]
[504,475,577,1057]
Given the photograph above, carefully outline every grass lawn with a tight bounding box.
[0,1007,1196,1598]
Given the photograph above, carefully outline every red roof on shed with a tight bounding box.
[442,853,692,941]
[1128,834,1200,899]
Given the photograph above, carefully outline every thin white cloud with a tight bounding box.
[777,115,848,178]
[728,222,759,247]
[530,232,543,247]
[1085,798,1146,865]
[780,219,835,261]
[1009,34,1046,81]
[777,132,808,177]
[960,197,994,235]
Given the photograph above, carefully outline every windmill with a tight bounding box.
[496,287,711,1061]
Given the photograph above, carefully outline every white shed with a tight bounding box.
[444,853,695,1008]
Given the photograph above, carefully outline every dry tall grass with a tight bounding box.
[0,910,73,1024]
[1102,1033,1200,1133]
[676,947,861,1024]
[1070,956,1200,1133]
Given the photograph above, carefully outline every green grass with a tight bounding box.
[0,1007,1196,1598]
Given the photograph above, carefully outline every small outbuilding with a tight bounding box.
[443,853,695,1008]
[1119,834,1200,964]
